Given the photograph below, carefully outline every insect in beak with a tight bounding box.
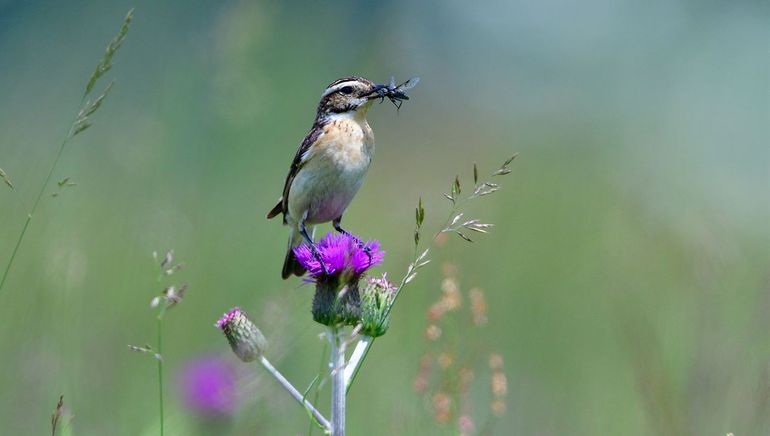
[366,84,389,100]
[367,77,420,111]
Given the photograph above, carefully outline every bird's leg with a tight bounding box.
[333,217,372,267]
[299,213,328,275]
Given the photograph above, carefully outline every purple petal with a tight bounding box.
[351,240,384,274]
[293,232,385,278]
[215,307,241,329]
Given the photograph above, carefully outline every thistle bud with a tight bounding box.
[312,281,361,326]
[360,275,397,337]
[215,307,267,362]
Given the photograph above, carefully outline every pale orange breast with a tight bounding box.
[286,114,375,224]
[319,117,374,167]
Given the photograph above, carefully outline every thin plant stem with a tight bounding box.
[328,327,345,436]
[308,341,329,436]
[345,240,421,393]
[259,355,331,432]
[156,316,164,436]
[347,168,505,392]
[388,195,461,313]
[0,115,80,294]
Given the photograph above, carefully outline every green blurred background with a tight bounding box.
[0,0,767,434]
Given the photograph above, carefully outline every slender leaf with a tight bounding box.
[456,231,473,242]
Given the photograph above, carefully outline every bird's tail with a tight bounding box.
[282,227,307,279]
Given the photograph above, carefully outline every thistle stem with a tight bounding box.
[344,335,373,393]
[328,327,346,435]
[156,316,164,436]
[258,356,331,432]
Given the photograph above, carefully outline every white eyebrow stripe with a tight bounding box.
[321,81,359,98]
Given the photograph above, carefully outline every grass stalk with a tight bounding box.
[345,157,515,394]
[0,117,80,294]
[156,316,164,436]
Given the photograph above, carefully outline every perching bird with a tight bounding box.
[267,76,409,279]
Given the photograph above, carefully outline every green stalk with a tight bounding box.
[156,315,165,436]
[308,341,328,436]
[154,267,170,436]
[0,116,80,294]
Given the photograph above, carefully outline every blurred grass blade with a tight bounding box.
[50,395,64,436]
[0,168,13,189]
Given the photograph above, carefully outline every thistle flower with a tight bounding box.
[294,233,383,281]
[360,274,397,337]
[216,307,267,362]
[294,232,385,326]
[178,356,237,417]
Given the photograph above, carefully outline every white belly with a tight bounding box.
[288,162,368,224]
[287,147,373,225]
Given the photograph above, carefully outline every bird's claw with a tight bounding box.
[310,244,330,275]
[353,237,373,268]
[336,227,373,268]
[363,245,373,268]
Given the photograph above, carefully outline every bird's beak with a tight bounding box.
[366,84,387,99]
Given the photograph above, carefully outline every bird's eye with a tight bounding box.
[340,86,354,95]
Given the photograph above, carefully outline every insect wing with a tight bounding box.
[389,76,397,89]
[396,76,420,92]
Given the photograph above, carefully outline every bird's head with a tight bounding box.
[317,76,403,116]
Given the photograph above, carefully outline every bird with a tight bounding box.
[267,76,407,279]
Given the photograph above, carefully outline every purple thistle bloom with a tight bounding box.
[294,232,384,279]
[215,307,241,329]
[178,356,237,417]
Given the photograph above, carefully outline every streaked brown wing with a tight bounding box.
[276,118,327,221]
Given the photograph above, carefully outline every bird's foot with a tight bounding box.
[335,224,373,268]
[310,243,330,275]
[350,235,373,268]
[362,244,373,268]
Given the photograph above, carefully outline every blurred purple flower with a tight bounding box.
[294,232,383,279]
[178,356,236,417]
